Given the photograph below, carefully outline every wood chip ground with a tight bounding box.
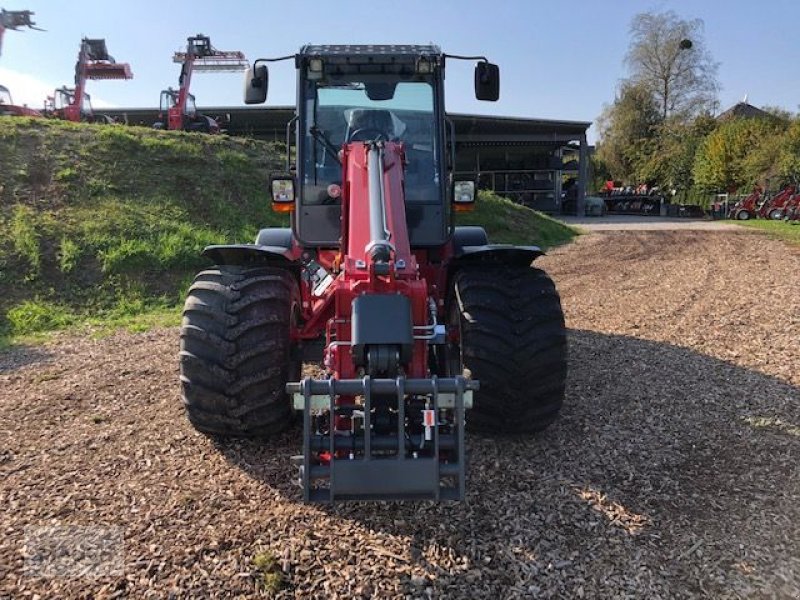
[1,230,798,598]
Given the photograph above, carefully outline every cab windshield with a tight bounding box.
[302,77,439,205]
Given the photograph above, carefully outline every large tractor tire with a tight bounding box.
[448,266,567,434]
[179,266,300,437]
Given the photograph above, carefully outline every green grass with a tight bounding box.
[736,219,800,245]
[461,191,579,248]
[0,118,286,347]
[0,119,578,349]
[252,550,286,593]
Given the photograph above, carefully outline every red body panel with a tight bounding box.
[0,103,42,117]
[296,141,442,386]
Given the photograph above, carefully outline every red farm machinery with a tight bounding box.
[784,192,800,221]
[153,34,247,134]
[0,8,42,117]
[729,186,763,220]
[44,37,132,123]
[728,184,800,221]
[758,185,796,220]
[179,45,568,502]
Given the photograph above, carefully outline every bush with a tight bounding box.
[10,205,40,275]
[6,301,75,334]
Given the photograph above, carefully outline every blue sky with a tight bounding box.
[2,0,800,141]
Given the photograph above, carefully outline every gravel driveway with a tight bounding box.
[2,229,799,599]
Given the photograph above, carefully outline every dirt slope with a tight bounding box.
[1,229,799,598]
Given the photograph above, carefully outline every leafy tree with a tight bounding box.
[637,115,716,192]
[596,81,661,182]
[778,119,800,181]
[693,118,786,192]
[626,10,719,120]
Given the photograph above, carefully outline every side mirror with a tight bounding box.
[453,179,476,212]
[474,62,500,101]
[244,64,268,104]
[269,173,295,212]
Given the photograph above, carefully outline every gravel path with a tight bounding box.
[559,215,742,231]
[2,229,799,599]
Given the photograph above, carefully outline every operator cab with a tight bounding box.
[53,86,93,119]
[158,88,197,117]
[0,85,12,105]
[244,45,499,247]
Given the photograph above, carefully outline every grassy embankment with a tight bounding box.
[0,118,577,347]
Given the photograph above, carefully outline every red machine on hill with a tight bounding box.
[179,45,568,502]
[758,185,796,220]
[0,8,43,117]
[0,83,39,116]
[44,37,132,123]
[153,34,247,133]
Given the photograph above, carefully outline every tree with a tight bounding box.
[626,11,719,120]
[693,117,786,193]
[596,81,661,182]
[637,114,716,192]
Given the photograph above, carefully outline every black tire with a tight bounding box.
[179,266,300,437]
[736,209,751,220]
[447,266,567,434]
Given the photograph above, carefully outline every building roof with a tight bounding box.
[103,106,590,144]
[717,101,774,121]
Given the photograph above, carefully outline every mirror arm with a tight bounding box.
[285,115,298,170]
[445,117,456,175]
[443,53,489,63]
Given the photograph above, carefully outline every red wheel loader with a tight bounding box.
[154,34,247,134]
[179,46,567,502]
[758,185,796,220]
[728,186,762,220]
[45,37,132,123]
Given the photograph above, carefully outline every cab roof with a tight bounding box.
[298,45,442,59]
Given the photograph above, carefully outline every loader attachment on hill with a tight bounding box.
[46,37,133,122]
[0,9,43,57]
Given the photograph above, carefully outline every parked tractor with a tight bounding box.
[758,185,796,220]
[153,34,247,133]
[0,83,40,117]
[729,186,762,220]
[45,37,132,123]
[179,45,567,502]
[784,192,800,221]
[0,8,43,117]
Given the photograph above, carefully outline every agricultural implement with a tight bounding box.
[0,8,42,117]
[0,8,41,56]
[179,45,567,502]
[44,37,132,123]
[154,34,247,134]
